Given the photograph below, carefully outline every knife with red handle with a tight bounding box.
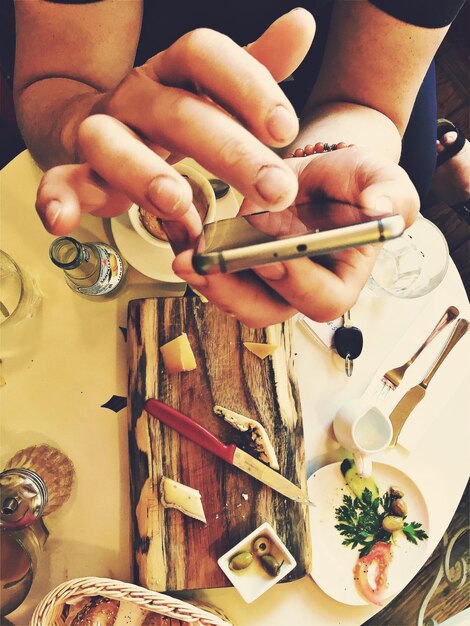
[145,398,314,506]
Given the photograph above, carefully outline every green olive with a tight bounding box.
[391,497,408,517]
[260,554,284,577]
[228,551,253,572]
[382,515,404,532]
[252,536,272,556]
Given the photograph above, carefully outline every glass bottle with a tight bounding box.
[49,236,126,298]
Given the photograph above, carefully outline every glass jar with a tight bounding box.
[0,520,48,617]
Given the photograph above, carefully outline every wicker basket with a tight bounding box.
[30,577,233,626]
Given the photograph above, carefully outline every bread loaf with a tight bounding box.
[66,596,196,625]
[68,597,119,626]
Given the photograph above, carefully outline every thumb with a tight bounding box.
[246,9,316,83]
[358,184,420,227]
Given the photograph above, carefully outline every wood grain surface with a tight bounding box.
[127,297,311,592]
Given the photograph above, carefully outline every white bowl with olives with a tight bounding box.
[217,522,297,603]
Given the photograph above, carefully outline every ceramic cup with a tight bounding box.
[333,398,393,478]
[128,163,216,248]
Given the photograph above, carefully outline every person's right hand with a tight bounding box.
[35,9,316,237]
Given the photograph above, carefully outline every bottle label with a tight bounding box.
[74,244,125,296]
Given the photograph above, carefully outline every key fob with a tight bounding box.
[334,326,363,360]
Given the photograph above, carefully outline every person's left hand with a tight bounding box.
[172,146,420,326]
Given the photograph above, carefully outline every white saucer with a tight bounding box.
[110,164,240,283]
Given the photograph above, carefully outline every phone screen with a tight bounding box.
[193,200,402,275]
[201,199,390,250]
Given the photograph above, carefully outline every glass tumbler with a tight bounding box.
[366,216,449,298]
[0,251,41,327]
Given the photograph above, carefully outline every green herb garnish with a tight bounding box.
[334,488,428,557]
[402,521,428,544]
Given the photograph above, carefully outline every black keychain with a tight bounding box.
[333,310,364,376]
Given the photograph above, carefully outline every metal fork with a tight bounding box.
[381,305,459,391]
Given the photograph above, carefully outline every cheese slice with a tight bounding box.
[159,476,207,523]
[243,341,278,359]
[213,405,279,470]
[160,333,197,373]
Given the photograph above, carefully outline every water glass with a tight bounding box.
[366,216,449,298]
[0,251,41,327]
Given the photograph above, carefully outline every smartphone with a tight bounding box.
[192,201,405,275]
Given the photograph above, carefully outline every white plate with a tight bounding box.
[308,461,430,606]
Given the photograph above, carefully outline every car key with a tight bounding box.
[333,310,364,376]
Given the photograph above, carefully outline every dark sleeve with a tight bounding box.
[369,0,467,28]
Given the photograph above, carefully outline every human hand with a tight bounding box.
[35,9,315,236]
[172,147,420,326]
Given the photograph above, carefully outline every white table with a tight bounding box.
[1,151,469,626]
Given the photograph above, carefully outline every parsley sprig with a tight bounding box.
[334,488,428,557]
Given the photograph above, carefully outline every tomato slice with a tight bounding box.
[353,541,393,606]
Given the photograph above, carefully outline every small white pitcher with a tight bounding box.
[333,397,393,478]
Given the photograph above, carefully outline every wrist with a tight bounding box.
[60,92,106,164]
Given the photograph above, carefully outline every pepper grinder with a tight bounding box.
[0,444,75,617]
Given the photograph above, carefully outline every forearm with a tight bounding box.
[15,79,106,170]
[13,0,142,170]
[287,0,450,165]
[290,101,402,162]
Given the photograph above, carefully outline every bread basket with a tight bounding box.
[30,576,233,626]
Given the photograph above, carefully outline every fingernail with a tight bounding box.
[255,165,295,204]
[374,195,394,216]
[44,200,62,227]
[163,205,202,253]
[146,176,184,214]
[162,220,191,252]
[256,262,287,281]
[266,105,298,143]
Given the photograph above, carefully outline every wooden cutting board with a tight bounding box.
[127,297,311,592]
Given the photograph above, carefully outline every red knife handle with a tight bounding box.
[145,398,236,464]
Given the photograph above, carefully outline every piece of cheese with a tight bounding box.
[213,405,279,470]
[243,341,278,359]
[160,333,196,373]
[159,476,207,523]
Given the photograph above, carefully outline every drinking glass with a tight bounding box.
[366,216,449,298]
[0,251,41,327]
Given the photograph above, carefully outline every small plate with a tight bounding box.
[218,522,297,604]
[308,461,430,606]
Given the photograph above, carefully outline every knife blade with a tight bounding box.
[145,398,314,506]
[389,318,469,447]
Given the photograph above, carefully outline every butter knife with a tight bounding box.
[389,318,469,447]
[145,398,314,506]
